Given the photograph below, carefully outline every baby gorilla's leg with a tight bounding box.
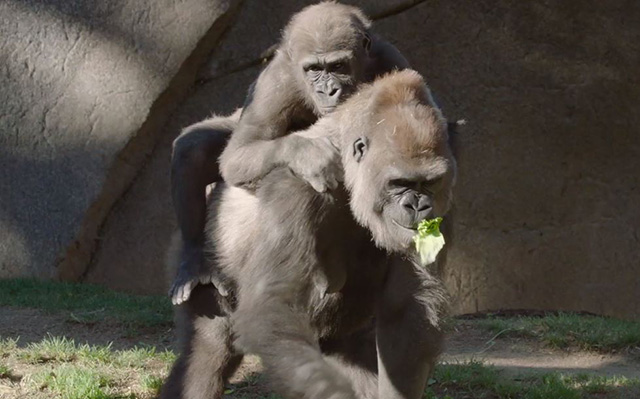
[169,111,240,304]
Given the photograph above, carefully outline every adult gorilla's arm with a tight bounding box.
[376,257,447,399]
[219,55,340,192]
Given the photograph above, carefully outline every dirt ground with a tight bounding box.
[444,320,640,379]
[0,307,174,351]
[1,307,639,398]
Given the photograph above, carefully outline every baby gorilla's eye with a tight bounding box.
[330,62,349,73]
[305,64,323,72]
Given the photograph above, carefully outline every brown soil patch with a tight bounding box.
[1,307,639,398]
[444,320,640,379]
[0,307,173,350]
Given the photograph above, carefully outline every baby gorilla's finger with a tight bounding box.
[171,285,182,305]
[212,278,229,297]
[198,274,212,285]
[180,281,194,304]
[308,176,327,193]
[326,175,339,190]
[170,281,187,305]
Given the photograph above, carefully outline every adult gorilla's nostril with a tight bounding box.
[400,194,419,212]
[417,196,432,212]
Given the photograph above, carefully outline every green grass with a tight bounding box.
[425,360,640,399]
[473,313,640,352]
[113,345,176,368]
[32,365,112,399]
[20,335,78,363]
[3,335,176,398]
[14,335,176,369]
[0,278,172,327]
[0,336,19,354]
[141,373,164,394]
[0,362,11,377]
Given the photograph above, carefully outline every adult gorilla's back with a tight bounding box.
[161,70,456,399]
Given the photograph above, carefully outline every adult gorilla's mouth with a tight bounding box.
[392,220,417,232]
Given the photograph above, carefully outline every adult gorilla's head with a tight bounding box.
[333,70,457,253]
[282,2,372,115]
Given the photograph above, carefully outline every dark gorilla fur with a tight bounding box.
[160,70,457,399]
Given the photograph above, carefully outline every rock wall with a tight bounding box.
[0,0,242,279]
[3,0,639,318]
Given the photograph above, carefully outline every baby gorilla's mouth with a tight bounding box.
[319,106,337,114]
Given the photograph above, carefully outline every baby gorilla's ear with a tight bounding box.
[353,137,368,162]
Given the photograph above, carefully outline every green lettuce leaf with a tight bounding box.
[413,217,445,266]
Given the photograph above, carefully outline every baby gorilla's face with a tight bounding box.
[297,44,369,115]
[287,13,370,116]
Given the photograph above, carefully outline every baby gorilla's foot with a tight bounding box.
[168,249,230,305]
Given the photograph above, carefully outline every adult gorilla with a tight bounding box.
[160,69,457,399]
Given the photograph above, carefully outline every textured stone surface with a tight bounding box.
[0,0,241,279]
[11,0,640,319]
[199,0,424,80]
[85,66,260,294]
[373,0,640,318]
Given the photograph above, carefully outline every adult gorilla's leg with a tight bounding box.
[233,285,358,399]
[375,260,447,399]
[231,169,357,399]
[321,329,379,399]
[160,285,242,399]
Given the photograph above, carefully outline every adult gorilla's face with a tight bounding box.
[339,71,456,253]
[350,136,455,253]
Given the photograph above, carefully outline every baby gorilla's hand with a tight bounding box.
[288,135,342,193]
[168,249,229,305]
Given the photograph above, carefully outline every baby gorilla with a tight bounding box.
[169,1,410,304]
[160,70,456,399]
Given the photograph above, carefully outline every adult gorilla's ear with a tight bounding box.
[362,33,372,52]
[353,137,368,162]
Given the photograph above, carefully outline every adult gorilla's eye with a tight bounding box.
[420,178,442,194]
[389,179,412,189]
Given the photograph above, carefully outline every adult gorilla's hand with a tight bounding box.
[287,135,342,193]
